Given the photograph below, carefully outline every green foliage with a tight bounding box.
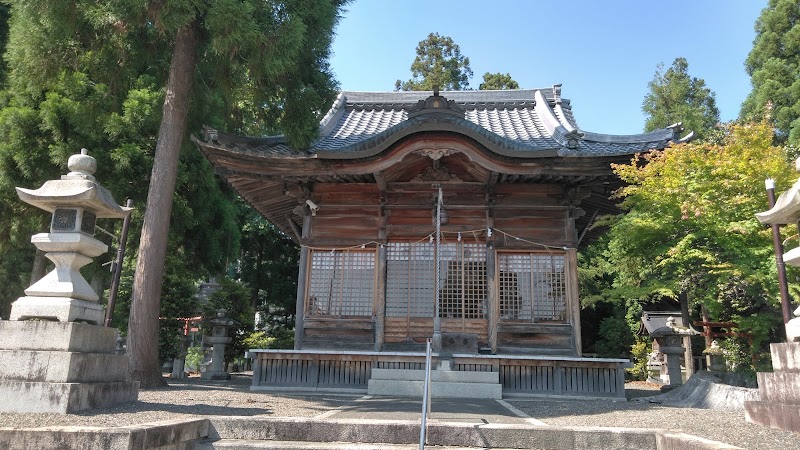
[642,57,719,140]
[242,329,294,350]
[184,345,205,373]
[595,313,634,358]
[395,33,472,91]
[0,0,345,361]
[202,277,254,365]
[741,0,800,146]
[479,72,519,90]
[237,199,299,316]
[592,122,796,361]
[628,340,652,381]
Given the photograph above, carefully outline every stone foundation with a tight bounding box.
[744,342,800,433]
[0,320,138,413]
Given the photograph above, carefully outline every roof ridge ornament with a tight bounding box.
[408,89,465,119]
[553,84,563,104]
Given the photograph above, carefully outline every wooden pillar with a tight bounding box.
[375,244,387,351]
[487,242,498,353]
[374,195,388,351]
[566,248,582,356]
[293,210,312,350]
[486,184,498,353]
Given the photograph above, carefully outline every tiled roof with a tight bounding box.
[203,88,680,159]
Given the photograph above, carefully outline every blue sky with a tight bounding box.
[329,1,766,135]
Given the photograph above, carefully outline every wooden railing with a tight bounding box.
[247,350,630,399]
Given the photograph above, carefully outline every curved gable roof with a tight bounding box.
[200,87,681,160]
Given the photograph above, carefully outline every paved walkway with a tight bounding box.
[312,395,545,425]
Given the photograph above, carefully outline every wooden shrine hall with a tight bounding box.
[194,87,684,398]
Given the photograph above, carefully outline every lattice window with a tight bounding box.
[386,242,486,319]
[307,249,374,317]
[498,252,566,322]
[439,244,486,319]
[386,243,435,318]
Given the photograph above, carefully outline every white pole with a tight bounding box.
[420,338,432,450]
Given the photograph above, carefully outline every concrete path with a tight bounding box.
[313,395,547,425]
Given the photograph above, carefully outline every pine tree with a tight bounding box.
[642,57,719,140]
[0,0,347,387]
[741,0,800,145]
[395,33,472,91]
[479,72,519,90]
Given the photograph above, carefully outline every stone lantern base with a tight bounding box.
[9,296,105,325]
[744,342,800,433]
[0,320,139,413]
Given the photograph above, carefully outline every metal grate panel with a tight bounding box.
[498,252,566,322]
[307,249,375,317]
[386,242,486,319]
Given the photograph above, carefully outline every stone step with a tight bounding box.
[756,371,800,404]
[370,368,498,383]
[770,342,800,372]
[198,439,505,450]
[367,378,502,399]
[744,399,800,433]
[204,417,740,450]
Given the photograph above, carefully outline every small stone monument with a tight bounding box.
[749,174,800,432]
[0,148,139,413]
[201,309,239,380]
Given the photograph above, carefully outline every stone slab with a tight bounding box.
[440,332,478,354]
[756,371,800,404]
[9,296,105,325]
[370,367,498,383]
[744,399,800,434]
[0,349,130,383]
[0,418,207,450]
[367,379,502,399]
[0,320,117,353]
[770,341,800,371]
[206,417,740,449]
[0,380,139,413]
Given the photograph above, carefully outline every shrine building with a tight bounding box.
[193,87,683,398]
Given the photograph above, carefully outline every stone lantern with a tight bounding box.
[703,340,727,372]
[12,148,131,324]
[202,309,240,380]
[649,316,698,389]
[0,148,138,413]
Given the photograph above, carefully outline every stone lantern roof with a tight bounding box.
[15,149,131,218]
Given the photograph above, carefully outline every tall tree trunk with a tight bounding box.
[127,24,198,388]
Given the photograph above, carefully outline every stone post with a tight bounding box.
[171,334,190,379]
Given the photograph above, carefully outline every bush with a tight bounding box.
[627,340,652,381]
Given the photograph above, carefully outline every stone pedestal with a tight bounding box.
[744,342,800,433]
[0,321,139,413]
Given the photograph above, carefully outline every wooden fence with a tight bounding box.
[247,350,630,399]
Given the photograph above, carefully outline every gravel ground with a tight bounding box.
[0,374,798,450]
